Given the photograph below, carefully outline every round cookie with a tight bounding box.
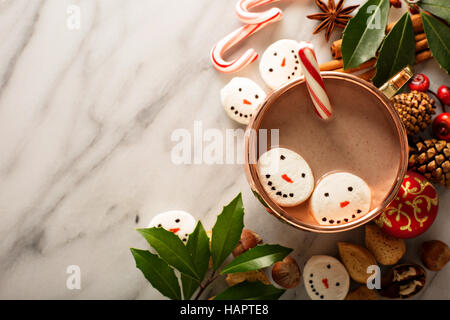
[257,147,314,207]
[311,172,372,226]
[259,39,302,90]
[149,210,196,243]
[303,255,350,300]
[220,77,266,125]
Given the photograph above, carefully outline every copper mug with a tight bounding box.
[243,68,412,233]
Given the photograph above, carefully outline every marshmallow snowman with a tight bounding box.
[149,210,197,243]
[303,255,350,300]
[257,147,314,207]
[220,77,266,125]
[311,172,372,226]
[259,39,303,89]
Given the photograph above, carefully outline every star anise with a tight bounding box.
[307,0,359,42]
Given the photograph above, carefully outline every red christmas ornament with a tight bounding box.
[375,172,439,239]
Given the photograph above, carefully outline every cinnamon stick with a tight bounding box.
[416,38,429,53]
[319,59,343,71]
[357,49,431,82]
[320,49,432,82]
[415,33,426,41]
[334,58,377,73]
[386,14,423,33]
[358,68,376,81]
[416,49,432,64]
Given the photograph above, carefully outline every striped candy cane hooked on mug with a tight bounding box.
[210,0,283,73]
[298,42,333,120]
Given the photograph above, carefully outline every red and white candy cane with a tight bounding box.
[210,4,282,73]
[236,0,282,24]
[298,42,333,120]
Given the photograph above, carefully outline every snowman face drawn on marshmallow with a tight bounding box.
[259,39,302,89]
[257,147,314,207]
[220,77,266,125]
[303,255,350,300]
[311,172,372,226]
[149,210,196,243]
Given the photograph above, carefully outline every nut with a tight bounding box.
[337,242,377,284]
[271,256,301,289]
[226,270,270,286]
[232,229,262,257]
[345,286,378,300]
[365,224,405,265]
[379,264,426,299]
[420,240,450,271]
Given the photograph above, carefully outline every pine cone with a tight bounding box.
[393,91,435,136]
[408,138,450,188]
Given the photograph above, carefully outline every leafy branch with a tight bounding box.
[341,0,450,84]
[130,193,291,300]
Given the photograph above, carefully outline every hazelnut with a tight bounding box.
[271,256,301,289]
[379,264,426,299]
[420,240,450,271]
[232,229,262,257]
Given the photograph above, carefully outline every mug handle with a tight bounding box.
[379,65,414,99]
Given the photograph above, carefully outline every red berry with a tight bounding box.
[409,74,430,92]
[432,113,450,141]
[437,85,450,105]
[409,4,419,14]
[390,0,401,8]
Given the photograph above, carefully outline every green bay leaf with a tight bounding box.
[372,12,415,87]
[421,12,450,74]
[342,0,390,69]
[186,221,210,282]
[418,0,450,24]
[130,248,181,300]
[181,274,198,300]
[220,244,292,274]
[214,281,285,300]
[211,193,244,270]
[137,227,200,280]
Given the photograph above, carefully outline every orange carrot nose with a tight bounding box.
[243,99,252,105]
[169,228,180,233]
[281,57,286,67]
[281,174,293,183]
[322,278,329,289]
[340,201,350,208]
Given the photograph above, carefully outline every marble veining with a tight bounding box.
[0,0,448,299]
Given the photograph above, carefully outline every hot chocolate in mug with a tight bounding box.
[244,68,413,233]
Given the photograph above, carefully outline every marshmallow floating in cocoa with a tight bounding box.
[257,147,314,207]
[311,172,372,225]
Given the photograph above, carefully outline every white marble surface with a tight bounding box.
[0,0,448,300]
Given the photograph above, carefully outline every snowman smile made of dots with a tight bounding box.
[257,148,314,207]
[311,172,372,226]
[220,77,266,125]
